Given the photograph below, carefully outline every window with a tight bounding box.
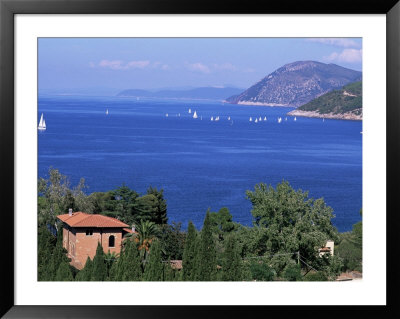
[86,229,93,236]
[109,235,115,248]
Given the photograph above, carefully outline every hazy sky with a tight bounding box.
[38,38,362,91]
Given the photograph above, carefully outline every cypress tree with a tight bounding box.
[76,257,93,281]
[47,231,70,281]
[221,235,243,281]
[182,221,197,281]
[143,240,163,281]
[55,261,73,281]
[117,239,142,281]
[195,212,217,281]
[38,226,56,281]
[91,242,107,281]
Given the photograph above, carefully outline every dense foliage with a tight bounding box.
[298,81,362,115]
[38,169,362,281]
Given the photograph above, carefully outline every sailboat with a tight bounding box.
[259,117,262,121]
[264,117,267,121]
[211,116,214,121]
[255,118,258,123]
[294,117,297,121]
[38,113,46,130]
[215,116,220,121]
[165,113,169,117]
[193,111,198,119]
[278,117,282,123]
[188,108,192,114]
[228,116,231,121]
[106,109,109,115]
[249,117,253,122]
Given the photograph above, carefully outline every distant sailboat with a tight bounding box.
[193,111,198,119]
[165,113,169,117]
[188,108,192,114]
[106,109,109,115]
[259,117,262,121]
[215,116,220,121]
[228,116,231,121]
[255,118,258,123]
[264,117,267,121]
[249,117,253,122]
[211,116,214,121]
[294,117,297,121]
[278,117,282,123]
[38,113,46,130]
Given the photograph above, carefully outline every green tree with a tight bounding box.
[38,226,57,281]
[117,239,142,281]
[336,209,362,272]
[159,222,186,260]
[143,239,163,281]
[75,257,93,281]
[91,242,107,281]
[55,261,73,281]
[195,212,217,281]
[130,220,159,264]
[209,207,237,240]
[248,260,275,281]
[221,235,243,281]
[246,181,339,272]
[47,230,71,281]
[146,186,168,224]
[282,263,302,281]
[182,221,197,281]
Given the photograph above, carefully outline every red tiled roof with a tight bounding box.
[57,212,129,228]
[319,247,331,252]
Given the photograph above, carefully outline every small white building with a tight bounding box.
[318,240,334,257]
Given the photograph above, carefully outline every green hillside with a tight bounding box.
[297,81,362,115]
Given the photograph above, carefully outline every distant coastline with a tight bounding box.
[287,109,362,121]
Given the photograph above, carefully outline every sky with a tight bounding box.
[38,38,362,92]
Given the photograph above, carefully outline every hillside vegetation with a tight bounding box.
[297,81,362,115]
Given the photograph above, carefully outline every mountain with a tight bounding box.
[225,61,362,107]
[117,87,244,101]
[287,81,362,120]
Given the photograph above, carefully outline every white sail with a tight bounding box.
[166,113,169,117]
[264,117,267,121]
[228,116,231,121]
[249,117,252,122]
[211,116,214,121]
[255,118,258,123]
[38,113,46,130]
[294,117,297,121]
[106,109,109,115]
[188,108,191,114]
[278,117,282,123]
[193,111,198,119]
[259,117,262,121]
[216,116,219,121]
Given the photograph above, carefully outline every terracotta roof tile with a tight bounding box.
[57,212,129,228]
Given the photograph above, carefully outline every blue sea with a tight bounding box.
[38,96,362,232]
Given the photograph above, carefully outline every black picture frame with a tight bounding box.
[1,0,399,318]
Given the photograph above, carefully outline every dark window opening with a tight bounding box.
[86,229,93,236]
[109,235,115,248]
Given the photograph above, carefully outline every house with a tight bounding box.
[318,240,334,257]
[57,209,134,269]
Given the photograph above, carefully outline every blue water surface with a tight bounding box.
[38,96,362,232]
